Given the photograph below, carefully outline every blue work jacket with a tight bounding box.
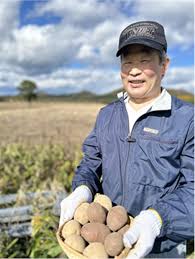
[72,93,194,254]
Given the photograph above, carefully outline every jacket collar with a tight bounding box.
[118,88,172,112]
[150,88,172,112]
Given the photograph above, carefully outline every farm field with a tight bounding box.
[0,101,103,148]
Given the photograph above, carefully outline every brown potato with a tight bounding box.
[117,224,130,235]
[81,222,111,243]
[106,205,128,231]
[87,202,107,223]
[94,193,112,211]
[61,220,81,239]
[104,232,124,256]
[74,202,90,225]
[115,247,131,259]
[83,242,108,259]
[65,234,86,253]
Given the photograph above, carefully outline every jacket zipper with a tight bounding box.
[121,132,136,206]
[120,99,150,206]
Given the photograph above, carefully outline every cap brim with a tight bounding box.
[116,38,164,57]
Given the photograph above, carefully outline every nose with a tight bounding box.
[129,67,142,77]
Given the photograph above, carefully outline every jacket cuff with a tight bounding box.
[150,201,170,238]
[148,208,163,226]
[72,181,96,198]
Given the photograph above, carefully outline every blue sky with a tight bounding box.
[0,0,193,95]
[20,0,62,27]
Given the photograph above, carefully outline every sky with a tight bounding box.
[0,0,194,96]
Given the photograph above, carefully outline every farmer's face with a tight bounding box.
[120,45,169,103]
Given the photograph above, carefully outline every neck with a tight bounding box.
[128,90,161,111]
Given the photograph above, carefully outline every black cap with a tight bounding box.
[116,21,167,57]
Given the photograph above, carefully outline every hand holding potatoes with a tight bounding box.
[58,193,133,258]
[59,185,92,227]
[123,210,162,259]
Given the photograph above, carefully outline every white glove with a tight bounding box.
[59,185,92,227]
[123,210,162,259]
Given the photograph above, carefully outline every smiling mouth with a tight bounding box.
[129,80,145,84]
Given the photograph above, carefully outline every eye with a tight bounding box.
[141,59,150,63]
[124,61,132,65]
[122,62,132,69]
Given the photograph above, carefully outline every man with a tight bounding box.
[59,21,194,258]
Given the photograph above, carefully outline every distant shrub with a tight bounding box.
[0,143,82,195]
[0,143,82,257]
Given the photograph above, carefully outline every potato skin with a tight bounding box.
[81,222,111,243]
[83,242,108,259]
[117,224,130,235]
[87,202,107,224]
[115,247,131,259]
[94,194,112,211]
[106,205,128,231]
[65,234,86,253]
[104,232,124,256]
[61,220,81,239]
[74,202,90,225]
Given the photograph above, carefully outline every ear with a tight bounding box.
[161,57,170,77]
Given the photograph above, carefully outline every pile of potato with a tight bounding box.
[60,194,132,259]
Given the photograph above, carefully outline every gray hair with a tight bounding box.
[159,50,167,64]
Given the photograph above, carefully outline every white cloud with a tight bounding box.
[0,23,83,74]
[77,44,98,60]
[34,68,121,94]
[133,0,194,50]
[32,0,121,28]
[0,0,193,95]
[163,66,194,93]
[0,1,19,39]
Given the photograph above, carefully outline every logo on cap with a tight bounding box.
[121,23,158,43]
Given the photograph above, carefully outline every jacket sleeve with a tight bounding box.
[152,118,194,242]
[72,111,103,196]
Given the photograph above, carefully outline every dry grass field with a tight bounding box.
[0,101,104,148]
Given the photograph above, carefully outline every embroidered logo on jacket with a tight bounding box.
[143,127,159,134]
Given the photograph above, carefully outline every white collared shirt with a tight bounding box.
[124,88,171,134]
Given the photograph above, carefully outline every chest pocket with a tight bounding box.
[132,133,180,188]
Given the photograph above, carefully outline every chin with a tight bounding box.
[126,87,146,99]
